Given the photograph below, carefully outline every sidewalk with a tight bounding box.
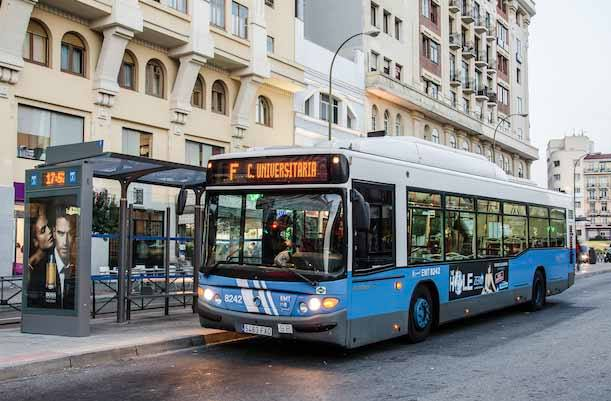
[575,262,611,278]
[0,310,246,381]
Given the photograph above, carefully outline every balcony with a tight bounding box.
[475,86,489,101]
[449,0,461,14]
[487,91,498,106]
[462,43,476,59]
[462,80,475,94]
[475,51,488,68]
[449,33,462,50]
[474,17,487,34]
[461,7,474,24]
[450,71,462,87]
[486,26,496,42]
[487,60,497,75]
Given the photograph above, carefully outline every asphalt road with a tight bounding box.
[2,273,611,401]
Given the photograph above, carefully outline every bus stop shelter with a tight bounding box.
[42,141,207,323]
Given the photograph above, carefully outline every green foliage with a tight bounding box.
[92,189,119,234]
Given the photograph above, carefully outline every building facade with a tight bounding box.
[0,0,305,276]
[294,13,366,146]
[302,0,537,179]
[546,135,594,242]
[582,154,611,241]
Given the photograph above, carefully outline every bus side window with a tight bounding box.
[353,181,395,273]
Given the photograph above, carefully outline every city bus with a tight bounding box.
[197,136,575,348]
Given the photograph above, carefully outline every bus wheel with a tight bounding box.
[529,270,546,311]
[407,285,433,343]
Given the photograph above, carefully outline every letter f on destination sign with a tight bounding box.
[229,162,239,181]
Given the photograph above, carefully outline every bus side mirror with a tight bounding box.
[351,189,370,232]
[177,187,187,216]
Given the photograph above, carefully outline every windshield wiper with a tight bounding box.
[204,261,235,277]
[284,264,319,287]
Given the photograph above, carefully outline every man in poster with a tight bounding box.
[27,199,78,310]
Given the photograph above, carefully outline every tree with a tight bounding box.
[92,189,119,235]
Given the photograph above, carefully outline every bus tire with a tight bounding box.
[528,270,546,311]
[407,285,433,343]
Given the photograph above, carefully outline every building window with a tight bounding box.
[256,95,272,127]
[463,97,470,113]
[185,140,224,167]
[167,0,187,13]
[61,33,86,76]
[347,107,356,129]
[266,36,275,53]
[211,80,228,114]
[432,129,440,144]
[23,20,48,66]
[516,67,522,84]
[517,96,523,113]
[603,202,608,212]
[383,10,391,34]
[145,59,165,98]
[370,2,379,27]
[232,1,248,39]
[497,22,508,49]
[395,17,402,40]
[304,97,311,116]
[370,51,379,72]
[475,144,482,154]
[320,93,339,124]
[371,105,379,130]
[422,36,440,64]
[17,105,84,161]
[211,0,225,28]
[449,135,457,149]
[497,84,509,106]
[395,63,403,81]
[383,110,390,133]
[395,114,402,136]
[425,80,440,99]
[553,160,560,167]
[265,0,274,7]
[118,51,137,90]
[461,139,470,152]
[517,128,524,140]
[421,0,430,18]
[123,128,152,158]
[383,58,391,75]
[516,38,522,62]
[191,75,205,109]
[450,91,457,108]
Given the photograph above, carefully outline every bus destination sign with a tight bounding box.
[208,155,349,186]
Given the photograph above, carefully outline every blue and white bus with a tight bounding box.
[197,137,574,348]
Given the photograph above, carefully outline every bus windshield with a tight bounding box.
[204,191,345,278]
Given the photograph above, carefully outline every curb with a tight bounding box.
[0,331,248,382]
[576,268,611,279]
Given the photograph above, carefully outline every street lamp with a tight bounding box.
[491,113,529,167]
[328,30,380,141]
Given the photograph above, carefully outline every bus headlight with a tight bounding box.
[203,288,215,302]
[308,298,322,311]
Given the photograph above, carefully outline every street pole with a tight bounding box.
[491,112,529,166]
[328,30,380,141]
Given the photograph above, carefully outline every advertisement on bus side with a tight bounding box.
[449,260,509,300]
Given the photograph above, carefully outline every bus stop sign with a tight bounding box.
[21,161,93,336]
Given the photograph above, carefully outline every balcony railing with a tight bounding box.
[474,16,487,33]
[449,0,461,13]
[475,86,489,100]
[462,43,476,59]
[475,51,488,67]
[462,80,475,94]
[449,33,462,50]
[462,7,474,23]
[487,91,498,105]
[450,70,462,86]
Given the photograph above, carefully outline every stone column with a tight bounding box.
[410,111,425,139]
[443,124,455,147]
[90,0,144,141]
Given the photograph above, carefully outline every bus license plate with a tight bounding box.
[242,324,273,336]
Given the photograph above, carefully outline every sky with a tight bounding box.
[529,0,611,186]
